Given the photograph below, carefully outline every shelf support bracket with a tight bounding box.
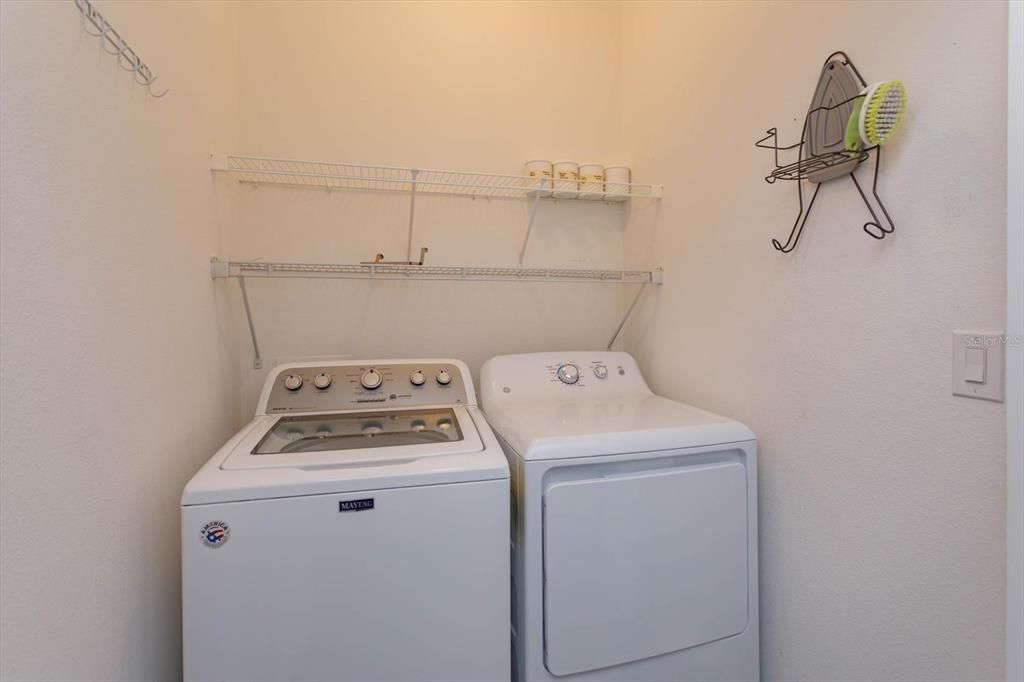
[518,185,544,265]
[606,280,649,350]
[237,277,263,369]
[406,169,419,262]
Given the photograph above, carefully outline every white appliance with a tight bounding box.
[182,359,510,682]
[480,351,759,682]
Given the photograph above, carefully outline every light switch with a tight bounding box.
[953,331,1005,402]
[964,347,987,383]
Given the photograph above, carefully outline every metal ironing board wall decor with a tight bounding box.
[756,51,907,253]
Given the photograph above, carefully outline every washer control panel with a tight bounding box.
[264,362,469,413]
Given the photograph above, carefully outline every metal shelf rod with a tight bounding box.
[607,281,648,351]
[236,277,263,370]
[406,169,419,262]
[519,190,543,265]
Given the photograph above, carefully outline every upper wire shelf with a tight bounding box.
[210,154,663,201]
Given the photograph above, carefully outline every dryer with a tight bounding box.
[182,359,510,682]
[480,351,758,682]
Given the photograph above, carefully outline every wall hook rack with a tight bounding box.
[361,248,429,266]
[210,258,662,369]
[755,51,905,253]
[73,0,168,98]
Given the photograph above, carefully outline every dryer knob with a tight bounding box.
[283,374,303,391]
[410,370,426,386]
[557,363,581,385]
[436,369,453,385]
[360,369,383,390]
[313,373,332,389]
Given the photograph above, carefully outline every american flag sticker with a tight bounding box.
[200,521,230,548]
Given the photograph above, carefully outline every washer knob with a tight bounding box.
[313,373,332,389]
[593,365,608,379]
[283,374,303,391]
[360,369,383,390]
[557,364,580,385]
[436,369,452,385]
[410,370,426,386]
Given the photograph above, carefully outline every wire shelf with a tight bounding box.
[211,259,661,368]
[213,259,660,284]
[765,149,870,183]
[210,154,662,201]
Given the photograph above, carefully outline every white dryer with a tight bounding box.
[480,351,758,682]
[182,359,510,682]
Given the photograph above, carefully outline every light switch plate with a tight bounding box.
[964,347,987,383]
[953,331,1005,402]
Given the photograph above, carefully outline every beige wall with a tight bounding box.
[0,1,1010,681]
[619,1,1008,680]
[226,1,635,415]
[0,2,240,680]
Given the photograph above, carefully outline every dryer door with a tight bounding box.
[543,459,749,676]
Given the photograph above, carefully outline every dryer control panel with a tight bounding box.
[480,351,652,405]
[260,360,471,414]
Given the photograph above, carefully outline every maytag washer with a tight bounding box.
[480,351,758,682]
[182,359,510,682]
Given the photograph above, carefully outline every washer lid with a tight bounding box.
[182,406,508,505]
[222,406,483,470]
[484,395,754,460]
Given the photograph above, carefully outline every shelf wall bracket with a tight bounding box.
[237,277,263,369]
[606,269,662,350]
[518,184,544,265]
[406,169,419,262]
[209,153,230,172]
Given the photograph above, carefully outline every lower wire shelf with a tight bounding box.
[211,259,661,284]
[211,258,663,368]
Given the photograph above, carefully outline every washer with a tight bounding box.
[182,359,510,682]
[480,351,758,682]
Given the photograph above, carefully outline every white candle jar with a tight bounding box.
[552,161,579,199]
[524,160,553,197]
[603,165,631,202]
[578,163,605,200]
